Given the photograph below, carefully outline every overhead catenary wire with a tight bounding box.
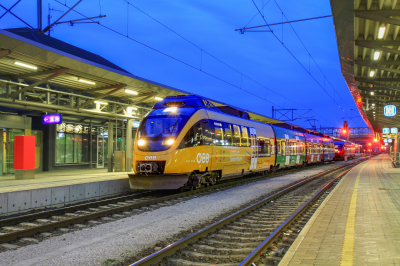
[250,0,363,126]
[271,0,353,115]
[54,0,284,109]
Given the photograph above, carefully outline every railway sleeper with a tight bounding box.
[191,244,254,255]
[201,239,259,248]
[217,229,269,237]
[209,233,266,242]
[181,250,247,261]
[226,225,273,232]
[168,258,236,266]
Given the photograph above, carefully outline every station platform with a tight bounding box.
[0,169,131,215]
[280,154,400,266]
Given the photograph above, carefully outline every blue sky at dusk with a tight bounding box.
[0,0,367,129]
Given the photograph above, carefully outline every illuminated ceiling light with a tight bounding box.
[127,107,136,116]
[378,26,386,39]
[94,101,108,105]
[14,61,37,70]
[125,89,138,95]
[371,91,375,95]
[369,70,375,77]
[78,78,95,85]
[373,51,380,60]
[372,103,375,106]
[155,97,163,101]
[373,111,375,113]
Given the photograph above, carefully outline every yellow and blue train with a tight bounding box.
[129,96,335,190]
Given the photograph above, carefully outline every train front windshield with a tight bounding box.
[137,107,196,151]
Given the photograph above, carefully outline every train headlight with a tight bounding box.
[138,139,145,146]
[166,139,175,145]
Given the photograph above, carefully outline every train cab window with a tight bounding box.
[241,126,249,147]
[281,140,286,156]
[232,125,241,146]
[224,123,233,146]
[201,120,213,145]
[213,122,224,146]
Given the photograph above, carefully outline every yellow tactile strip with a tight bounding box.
[279,154,400,266]
[340,163,366,265]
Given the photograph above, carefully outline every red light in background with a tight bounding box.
[343,129,347,133]
[374,138,378,142]
[368,143,372,146]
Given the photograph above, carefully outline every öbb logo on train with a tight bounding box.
[145,156,156,160]
[196,153,209,163]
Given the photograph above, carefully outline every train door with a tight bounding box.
[249,128,258,170]
[284,134,290,165]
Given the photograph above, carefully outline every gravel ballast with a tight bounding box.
[0,160,354,266]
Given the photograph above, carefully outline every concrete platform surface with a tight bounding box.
[0,169,131,214]
[279,154,400,266]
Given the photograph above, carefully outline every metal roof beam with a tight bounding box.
[355,60,400,65]
[8,68,68,99]
[10,68,67,79]
[131,92,157,105]
[79,84,126,109]
[355,10,400,26]
[0,49,11,59]
[358,86,400,92]
[85,84,126,93]
[356,61,400,75]
[356,77,400,82]
[355,41,400,55]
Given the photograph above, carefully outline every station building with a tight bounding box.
[0,27,187,176]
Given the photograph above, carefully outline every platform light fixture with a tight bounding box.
[125,89,138,95]
[373,51,381,60]
[14,61,37,70]
[378,25,386,39]
[94,101,108,105]
[126,107,136,116]
[78,78,95,85]
[370,91,375,95]
[372,103,375,106]
[369,70,375,77]
[155,97,163,101]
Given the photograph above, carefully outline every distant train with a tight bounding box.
[128,96,339,190]
[333,138,363,160]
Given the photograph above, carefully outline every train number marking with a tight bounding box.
[196,153,209,164]
[145,156,156,160]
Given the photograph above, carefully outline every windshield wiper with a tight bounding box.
[153,119,179,141]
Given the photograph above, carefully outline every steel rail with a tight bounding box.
[0,163,323,244]
[129,157,368,266]
[239,168,353,265]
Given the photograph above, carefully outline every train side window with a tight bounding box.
[290,141,296,155]
[213,122,224,146]
[232,125,241,146]
[277,140,281,154]
[224,123,233,146]
[181,122,202,148]
[258,137,266,157]
[241,126,249,147]
[201,120,213,146]
[281,140,286,156]
[265,139,270,156]
[270,139,275,155]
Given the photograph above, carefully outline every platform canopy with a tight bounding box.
[0,28,280,124]
[331,0,400,133]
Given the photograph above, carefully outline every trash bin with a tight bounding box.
[114,151,126,172]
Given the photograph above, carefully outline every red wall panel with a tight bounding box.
[14,136,35,170]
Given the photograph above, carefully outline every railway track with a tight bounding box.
[128,159,367,266]
[0,159,365,252]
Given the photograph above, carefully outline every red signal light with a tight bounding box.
[343,129,347,133]
[368,143,371,146]
[374,138,378,142]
